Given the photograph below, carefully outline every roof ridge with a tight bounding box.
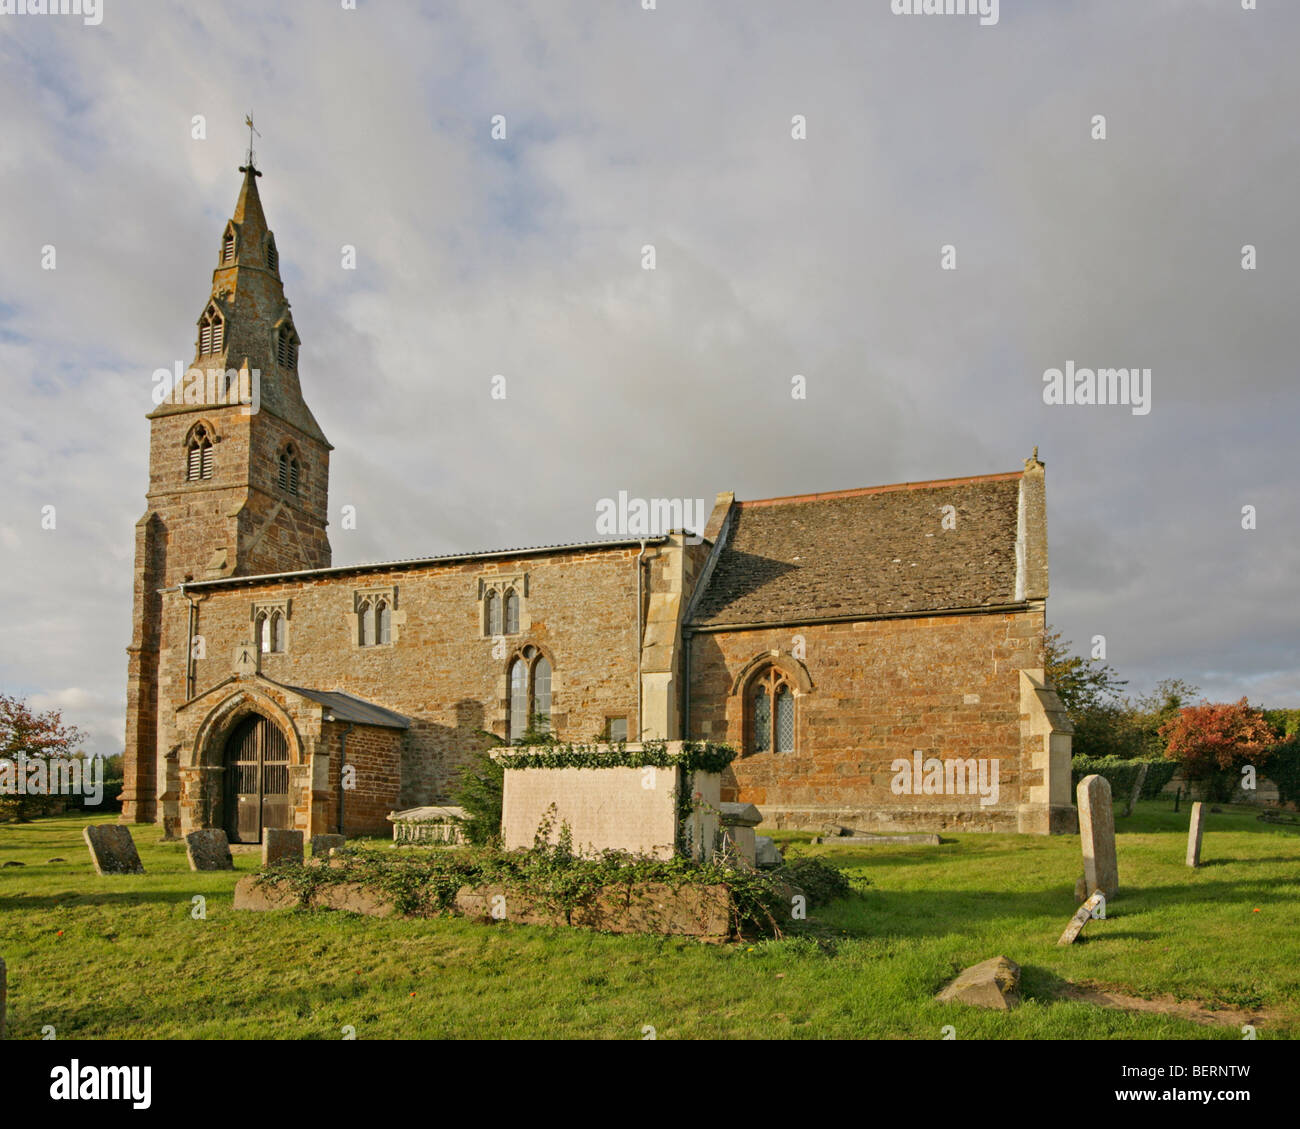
[738,470,1023,509]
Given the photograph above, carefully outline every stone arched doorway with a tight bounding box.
[223,714,291,844]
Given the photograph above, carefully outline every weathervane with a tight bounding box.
[241,113,262,175]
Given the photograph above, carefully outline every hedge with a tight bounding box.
[1070,756,1178,801]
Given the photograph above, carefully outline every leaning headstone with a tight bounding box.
[1077,775,1118,899]
[1186,802,1206,868]
[262,829,303,867]
[935,956,1021,1010]
[1123,762,1150,818]
[83,825,144,875]
[185,829,234,871]
[1058,892,1105,946]
[310,833,345,859]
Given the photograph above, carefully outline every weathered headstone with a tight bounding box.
[1058,892,1105,946]
[1186,801,1206,868]
[1077,774,1118,899]
[83,825,144,875]
[754,836,782,869]
[262,828,303,867]
[1123,762,1150,818]
[310,833,345,859]
[935,956,1021,1010]
[185,829,234,871]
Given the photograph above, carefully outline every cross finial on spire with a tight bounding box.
[240,113,262,176]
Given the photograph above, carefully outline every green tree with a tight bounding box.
[0,693,86,822]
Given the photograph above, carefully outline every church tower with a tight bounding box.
[120,161,332,823]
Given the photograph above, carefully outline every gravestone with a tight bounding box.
[83,825,144,875]
[1077,774,1118,899]
[1123,762,1149,818]
[310,834,345,859]
[262,828,303,867]
[185,829,234,871]
[1186,802,1206,868]
[1058,892,1105,946]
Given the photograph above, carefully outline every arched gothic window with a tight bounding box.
[278,446,301,496]
[357,596,392,647]
[484,590,501,636]
[276,324,298,370]
[506,646,553,742]
[504,589,520,635]
[747,667,795,755]
[257,610,286,654]
[199,305,224,355]
[186,425,214,481]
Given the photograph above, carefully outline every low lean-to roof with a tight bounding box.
[690,472,1024,628]
[182,536,668,590]
[283,686,411,729]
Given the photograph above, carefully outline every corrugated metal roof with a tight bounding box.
[282,686,411,729]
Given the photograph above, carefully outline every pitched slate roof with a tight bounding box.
[689,472,1024,627]
[281,686,411,729]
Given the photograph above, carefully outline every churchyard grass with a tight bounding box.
[1,806,1296,1039]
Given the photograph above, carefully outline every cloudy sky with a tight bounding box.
[1,0,1297,756]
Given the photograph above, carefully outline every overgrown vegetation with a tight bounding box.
[256,832,850,938]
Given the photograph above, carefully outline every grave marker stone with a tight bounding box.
[185,829,234,871]
[1123,762,1149,818]
[1058,892,1106,945]
[310,833,345,859]
[83,825,144,875]
[1077,774,1118,899]
[1186,801,1206,868]
[262,829,303,867]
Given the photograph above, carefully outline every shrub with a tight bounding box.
[780,857,852,906]
[1070,756,1178,801]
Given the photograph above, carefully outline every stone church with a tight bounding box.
[120,163,1074,843]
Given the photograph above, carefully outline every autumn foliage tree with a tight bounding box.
[1160,698,1276,802]
[0,693,86,821]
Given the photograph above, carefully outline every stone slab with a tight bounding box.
[262,828,303,867]
[718,802,762,827]
[83,825,144,875]
[1058,892,1105,945]
[935,956,1021,1010]
[310,834,346,859]
[1077,774,1118,899]
[813,833,940,846]
[233,875,297,911]
[185,829,233,871]
[1186,802,1206,868]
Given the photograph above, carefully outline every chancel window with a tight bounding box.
[747,667,795,755]
[507,646,553,742]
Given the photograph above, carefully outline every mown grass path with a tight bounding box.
[1,806,1296,1039]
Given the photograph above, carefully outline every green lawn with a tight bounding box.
[1,805,1297,1039]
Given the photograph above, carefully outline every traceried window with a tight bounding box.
[503,589,520,635]
[186,425,214,481]
[506,646,553,742]
[278,446,301,496]
[484,590,501,636]
[479,576,527,638]
[747,667,795,755]
[198,306,224,355]
[256,609,286,653]
[356,592,394,647]
[276,324,298,370]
